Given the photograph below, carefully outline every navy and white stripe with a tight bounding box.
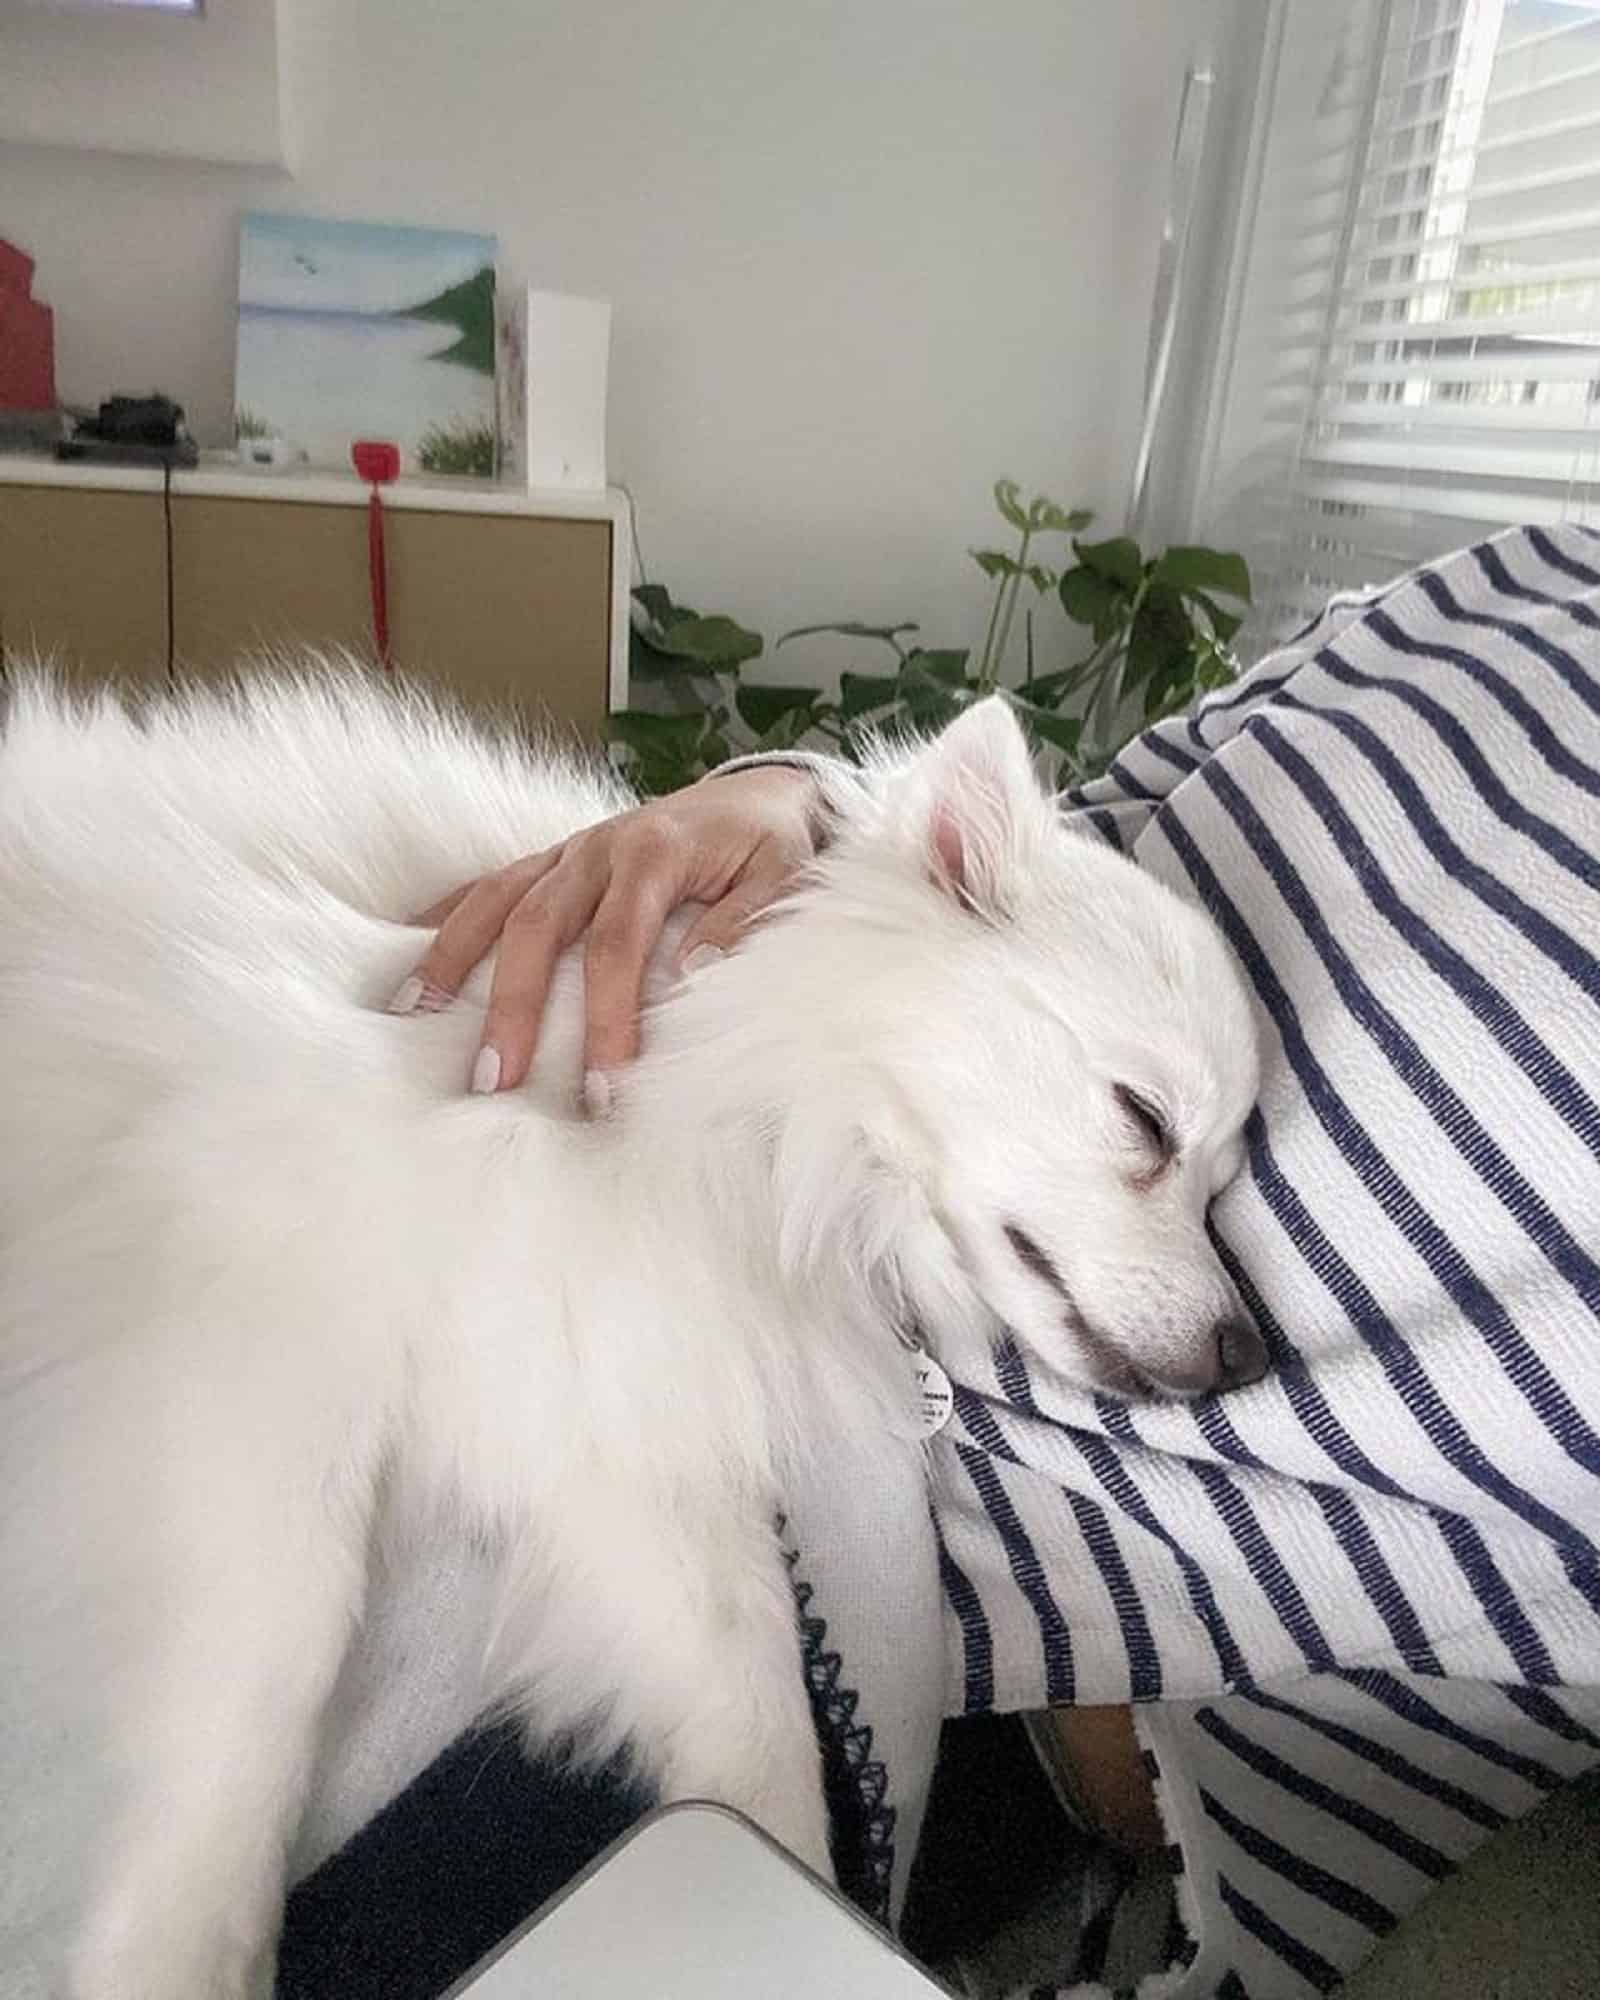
[927,528,1600,1995]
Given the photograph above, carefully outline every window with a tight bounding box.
[1196,0,1600,647]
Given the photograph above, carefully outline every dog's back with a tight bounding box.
[0,672,713,1521]
[0,670,625,1217]
[0,668,624,1041]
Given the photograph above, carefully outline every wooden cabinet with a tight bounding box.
[169,494,371,675]
[0,482,169,691]
[0,461,629,737]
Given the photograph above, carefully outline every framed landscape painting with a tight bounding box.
[236,213,497,477]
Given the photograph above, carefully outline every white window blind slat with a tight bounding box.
[1452,152,1600,205]
[1497,9,1600,59]
[1197,0,1600,653]
[1333,303,1600,338]
[1480,49,1600,117]
[1297,470,1594,524]
[1320,396,1600,430]
[1309,434,1600,479]
[1424,98,1600,170]
[1353,156,1600,231]
[1339,200,1600,266]
[1338,347,1600,382]
[1342,253,1600,312]
[1381,33,1600,136]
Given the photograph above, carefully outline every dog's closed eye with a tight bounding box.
[1114,1084,1174,1160]
[1004,1223,1064,1294]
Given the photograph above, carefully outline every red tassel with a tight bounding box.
[368,487,390,671]
[351,441,401,673]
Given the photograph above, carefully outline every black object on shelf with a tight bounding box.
[0,409,64,452]
[56,392,199,468]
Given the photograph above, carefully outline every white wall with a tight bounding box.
[1,0,1226,681]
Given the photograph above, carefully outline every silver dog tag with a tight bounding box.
[895,1350,954,1440]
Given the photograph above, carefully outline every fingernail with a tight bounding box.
[389,977,453,1016]
[471,1045,502,1095]
[582,1068,614,1120]
[682,944,725,975]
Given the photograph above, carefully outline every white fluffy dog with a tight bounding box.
[0,673,1260,1998]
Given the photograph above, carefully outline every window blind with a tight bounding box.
[1200,0,1600,647]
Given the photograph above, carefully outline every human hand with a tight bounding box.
[391,765,823,1105]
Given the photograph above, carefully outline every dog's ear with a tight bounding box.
[911,696,1052,919]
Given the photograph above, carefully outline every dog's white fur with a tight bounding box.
[0,672,1259,1998]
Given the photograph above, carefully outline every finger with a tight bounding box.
[399,853,560,1006]
[478,860,611,1091]
[580,864,681,1088]
[674,864,792,970]
[406,882,473,930]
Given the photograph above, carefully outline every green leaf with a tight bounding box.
[641,612,764,669]
[993,478,1028,531]
[1026,498,1095,535]
[757,704,829,751]
[1124,585,1193,693]
[1142,649,1192,719]
[1021,651,1112,707]
[1024,563,1058,593]
[608,709,711,761]
[839,671,903,719]
[776,620,919,651]
[1188,636,1237,695]
[733,683,822,736]
[903,690,968,729]
[1073,536,1145,591]
[609,702,728,795]
[910,648,972,685]
[899,660,973,726]
[631,582,683,627]
[629,628,711,681]
[1152,545,1252,602]
[1058,564,1121,632]
[1198,651,1237,693]
[1193,591,1243,643]
[629,762,701,798]
[1008,698,1083,757]
[973,549,1020,580]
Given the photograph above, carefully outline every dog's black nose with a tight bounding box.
[1215,1317,1269,1391]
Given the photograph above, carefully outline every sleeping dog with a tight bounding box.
[0,675,1261,1997]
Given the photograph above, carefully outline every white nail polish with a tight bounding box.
[682,944,725,975]
[388,975,424,1016]
[471,1046,502,1095]
[583,1068,614,1120]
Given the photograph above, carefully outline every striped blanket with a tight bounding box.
[920,521,1600,1995]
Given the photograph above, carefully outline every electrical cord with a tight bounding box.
[162,458,175,686]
